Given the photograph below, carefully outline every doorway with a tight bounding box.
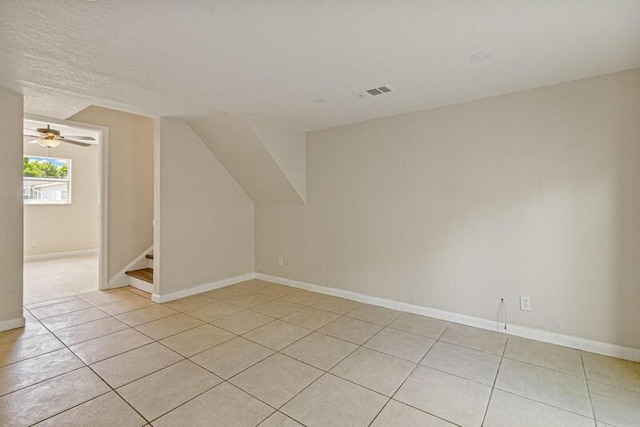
[22,115,108,304]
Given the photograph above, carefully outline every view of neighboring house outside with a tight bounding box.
[23,156,71,204]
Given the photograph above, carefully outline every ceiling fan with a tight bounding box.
[24,124,96,148]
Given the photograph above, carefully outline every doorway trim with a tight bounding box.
[24,113,110,290]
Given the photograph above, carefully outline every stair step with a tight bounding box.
[145,253,154,260]
[125,268,153,284]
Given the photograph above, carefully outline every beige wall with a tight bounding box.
[247,116,306,202]
[256,69,640,349]
[155,118,254,297]
[69,107,154,282]
[0,89,24,328]
[188,114,304,205]
[24,141,99,256]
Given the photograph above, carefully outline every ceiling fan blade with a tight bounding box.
[24,129,43,134]
[62,139,92,147]
[24,135,41,144]
[63,135,96,141]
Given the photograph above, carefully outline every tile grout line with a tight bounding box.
[145,284,368,424]
[100,294,250,343]
[24,290,228,423]
[255,411,308,427]
[24,295,82,310]
[412,363,495,388]
[134,317,209,342]
[0,362,88,399]
[116,310,180,328]
[93,290,321,383]
[137,367,225,424]
[140,290,305,413]
[30,287,149,324]
[270,338,365,415]
[498,354,589,378]
[21,305,153,426]
[479,334,509,426]
[28,298,98,318]
[37,308,144,333]
[580,352,599,424]
[41,311,193,367]
[138,336,301,423]
[45,320,133,348]
[218,292,467,425]
[29,292,258,425]
[367,323,457,427]
[270,309,436,364]
[483,349,601,420]
[209,315,278,337]
[159,296,322,360]
[486,388,598,421]
[435,334,509,358]
[204,302,369,424]
[423,330,603,421]
[0,342,64,370]
[158,363,275,422]
[29,389,115,426]
[179,324,276,360]
[141,293,294,343]
[35,306,111,326]
[116,287,323,424]
[107,286,344,352]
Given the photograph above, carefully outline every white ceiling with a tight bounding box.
[1,1,639,131]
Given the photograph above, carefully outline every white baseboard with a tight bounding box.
[151,273,256,303]
[255,273,640,362]
[107,245,154,289]
[0,316,26,332]
[24,248,98,262]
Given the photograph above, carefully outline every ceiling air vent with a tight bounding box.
[361,85,395,97]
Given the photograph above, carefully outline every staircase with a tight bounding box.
[125,253,154,293]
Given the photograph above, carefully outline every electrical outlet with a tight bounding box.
[278,256,284,267]
[31,240,38,248]
[520,296,531,311]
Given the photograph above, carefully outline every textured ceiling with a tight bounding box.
[1,0,639,130]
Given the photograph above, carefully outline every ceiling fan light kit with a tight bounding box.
[23,124,95,148]
[37,137,61,148]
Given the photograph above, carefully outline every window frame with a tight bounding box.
[23,155,73,206]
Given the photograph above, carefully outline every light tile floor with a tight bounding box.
[1,280,639,426]
[23,254,98,305]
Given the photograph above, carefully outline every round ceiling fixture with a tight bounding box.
[470,52,491,62]
[37,137,62,148]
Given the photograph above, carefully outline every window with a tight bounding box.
[23,156,72,205]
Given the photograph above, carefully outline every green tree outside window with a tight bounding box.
[23,156,69,179]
